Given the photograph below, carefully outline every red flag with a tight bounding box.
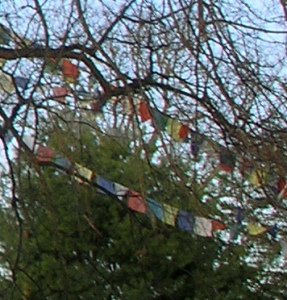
[61,59,79,82]
[53,86,69,103]
[127,190,147,213]
[212,219,226,231]
[36,145,56,163]
[278,177,287,198]
[139,101,151,122]
[178,124,189,139]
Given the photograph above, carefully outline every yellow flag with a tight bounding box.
[166,118,183,142]
[162,203,179,226]
[246,223,267,235]
[248,169,267,187]
[74,163,94,184]
[0,71,13,93]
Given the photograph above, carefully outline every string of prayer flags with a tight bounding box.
[162,203,179,226]
[138,101,151,122]
[36,145,56,163]
[211,219,226,231]
[176,210,194,232]
[127,190,147,213]
[61,59,79,83]
[219,149,236,172]
[74,163,94,184]
[193,216,213,237]
[246,223,267,236]
[147,198,164,220]
[53,86,70,103]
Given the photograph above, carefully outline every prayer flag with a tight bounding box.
[127,190,147,213]
[219,149,236,172]
[0,25,11,45]
[23,136,37,152]
[176,210,194,231]
[61,59,79,83]
[246,223,267,236]
[193,216,213,237]
[151,109,168,131]
[166,118,183,142]
[36,145,56,163]
[248,169,267,187]
[74,163,94,184]
[280,239,287,259]
[178,124,190,139]
[277,178,287,198]
[14,76,29,89]
[211,219,226,231]
[0,72,13,93]
[53,86,69,103]
[54,154,72,171]
[114,183,129,200]
[235,207,244,224]
[147,198,164,220]
[162,203,179,226]
[229,224,242,240]
[96,175,115,195]
[190,132,204,155]
[267,224,277,238]
[139,101,151,122]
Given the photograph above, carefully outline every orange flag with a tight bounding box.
[211,220,226,231]
[61,59,79,83]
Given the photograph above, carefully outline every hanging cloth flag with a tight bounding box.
[127,190,147,213]
[96,175,115,195]
[61,59,79,83]
[0,25,11,45]
[176,210,194,232]
[151,109,168,131]
[22,136,38,152]
[162,203,179,226]
[14,76,29,90]
[235,207,244,224]
[193,216,213,237]
[53,86,70,103]
[0,72,13,93]
[190,132,204,156]
[54,154,72,171]
[114,182,129,201]
[246,223,267,236]
[277,177,287,198]
[178,124,190,140]
[147,198,164,220]
[229,224,242,240]
[166,118,185,142]
[44,58,59,74]
[219,149,236,172]
[74,163,94,184]
[211,219,226,232]
[36,144,56,163]
[138,101,151,122]
[248,169,268,187]
[280,239,287,259]
[266,224,277,239]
